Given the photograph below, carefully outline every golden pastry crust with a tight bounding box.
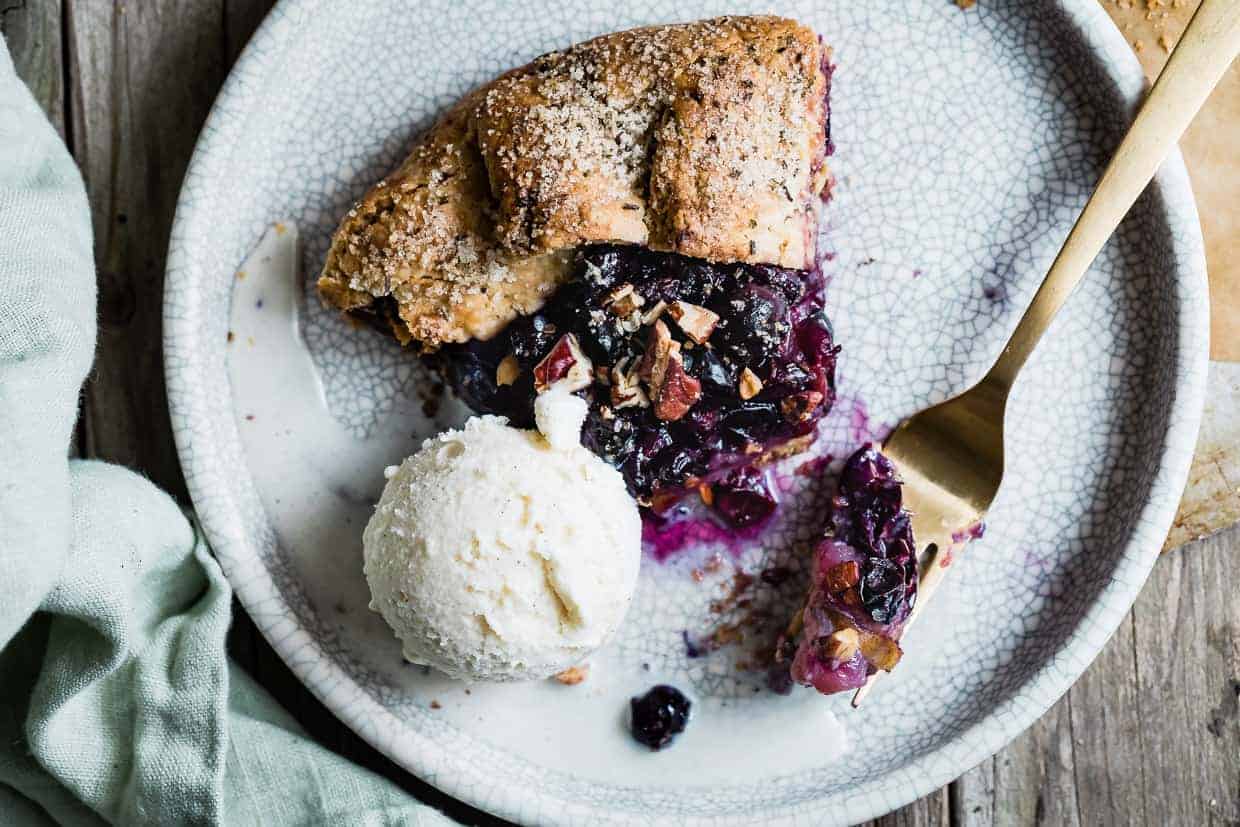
[318,15,831,351]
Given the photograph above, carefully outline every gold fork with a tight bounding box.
[851,0,1240,707]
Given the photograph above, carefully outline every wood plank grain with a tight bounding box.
[949,759,994,826]
[64,0,230,499]
[864,787,949,827]
[942,526,1240,826]
[1063,613,1147,824]
[1,0,64,135]
[1129,525,1240,824]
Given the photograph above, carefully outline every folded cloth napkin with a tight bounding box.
[0,39,453,827]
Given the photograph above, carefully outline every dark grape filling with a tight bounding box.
[790,444,919,695]
[431,244,838,525]
[629,685,692,750]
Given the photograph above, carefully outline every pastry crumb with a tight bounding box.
[955,0,976,8]
[554,665,589,685]
[429,700,442,709]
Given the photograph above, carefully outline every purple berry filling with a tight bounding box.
[432,244,838,526]
[790,444,918,695]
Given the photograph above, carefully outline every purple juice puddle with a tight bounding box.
[789,443,919,695]
[952,521,986,544]
[641,504,772,563]
[643,516,747,563]
[849,398,872,444]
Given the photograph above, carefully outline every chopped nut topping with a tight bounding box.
[638,320,702,421]
[554,665,589,685]
[858,632,902,671]
[738,367,764,400]
[533,333,594,393]
[609,356,650,409]
[667,301,720,344]
[641,299,668,326]
[824,560,860,592]
[698,483,714,506]
[781,390,825,422]
[607,283,645,318]
[495,354,521,387]
[821,627,860,662]
[610,380,649,410]
[618,310,644,334]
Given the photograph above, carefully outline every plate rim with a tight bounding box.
[163,1,1210,824]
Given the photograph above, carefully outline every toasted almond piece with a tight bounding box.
[496,354,521,386]
[739,367,764,400]
[858,632,903,672]
[667,301,720,344]
[822,627,860,662]
[554,665,589,685]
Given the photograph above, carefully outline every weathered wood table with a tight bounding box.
[5,1,1236,823]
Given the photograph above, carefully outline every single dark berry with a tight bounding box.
[629,685,692,750]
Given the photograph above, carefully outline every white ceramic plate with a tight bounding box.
[164,1,1208,824]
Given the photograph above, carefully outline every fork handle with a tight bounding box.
[987,0,1240,390]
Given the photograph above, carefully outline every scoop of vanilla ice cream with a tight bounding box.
[362,391,641,681]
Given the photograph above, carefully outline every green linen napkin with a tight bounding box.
[0,38,453,827]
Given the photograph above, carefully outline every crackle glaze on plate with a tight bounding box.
[164,1,1209,824]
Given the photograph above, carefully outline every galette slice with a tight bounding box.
[317,16,836,522]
